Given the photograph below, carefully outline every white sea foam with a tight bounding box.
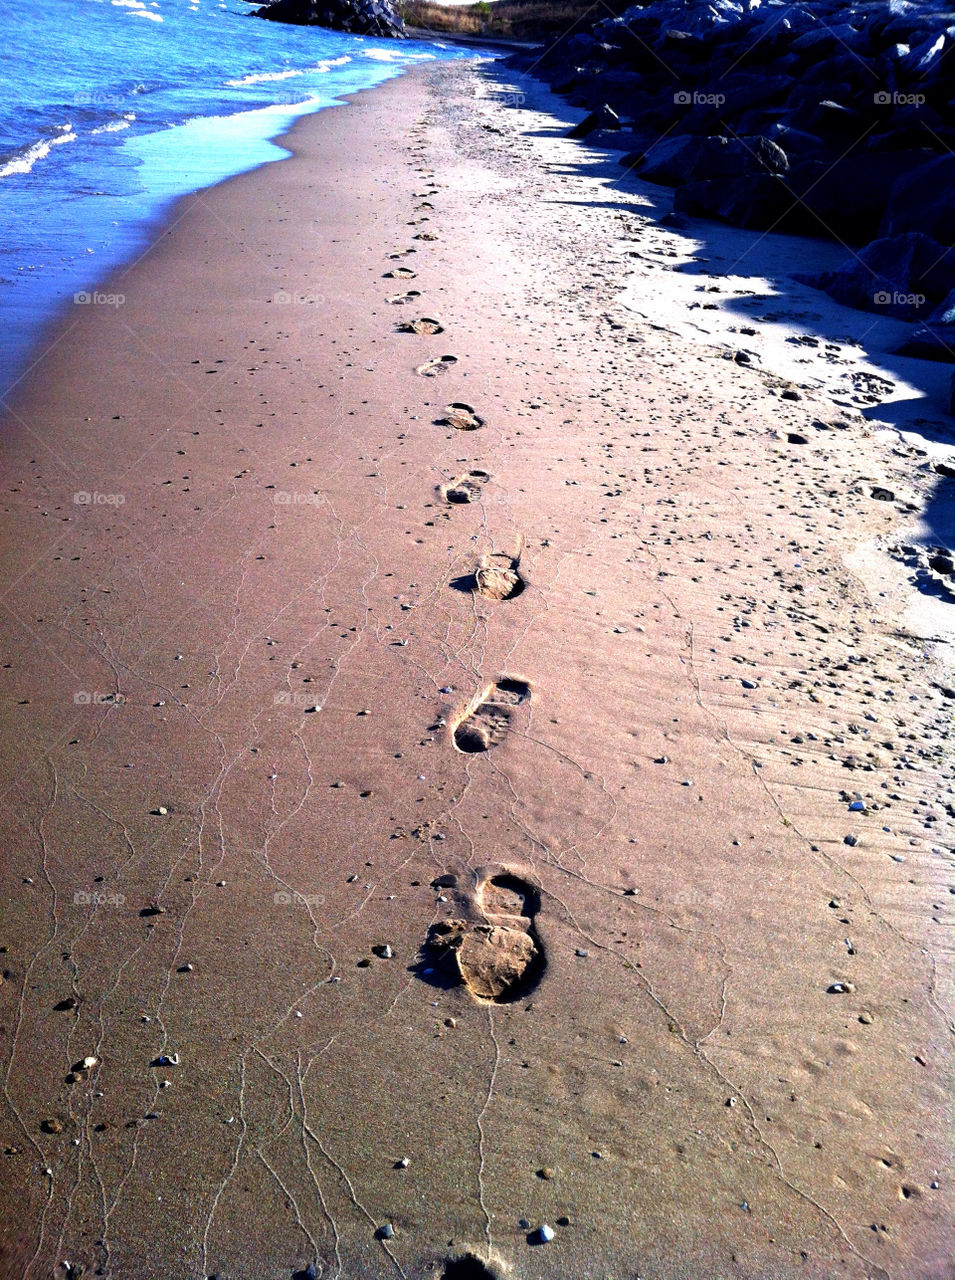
[225,56,351,86]
[0,129,77,179]
[91,114,136,134]
[130,9,164,19]
[362,48,434,61]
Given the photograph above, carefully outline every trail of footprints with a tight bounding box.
[380,139,543,1020]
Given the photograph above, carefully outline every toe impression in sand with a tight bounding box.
[425,868,545,1003]
[451,676,530,753]
[440,470,490,505]
[474,547,524,600]
[416,355,458,378]
[397,316,444,335]
[437,402,483,430]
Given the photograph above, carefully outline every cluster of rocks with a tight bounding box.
[253,0,405,38]
[510,0,955,360]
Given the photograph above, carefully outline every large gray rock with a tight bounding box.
[895,286,955,361]
[674,173,794,230]
[568,103,621,139]
[799,232,955,320]
[254,0,404,37]
[882,154,955,245]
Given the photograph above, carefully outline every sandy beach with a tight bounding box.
[0,58,952,1280]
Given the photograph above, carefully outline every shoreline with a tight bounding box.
[0,36,495,402]
[0,58,951,1280]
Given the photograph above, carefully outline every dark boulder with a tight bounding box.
[894,287,955,362]
[787,151,931,243]
[254,0,404,37]
[633,133,702,185]
[568,103,620,139]
[798,232,955,320]
[674,173,794,230]
[882,154,955,245]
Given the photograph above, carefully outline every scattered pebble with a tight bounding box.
[538,1224,555,1244]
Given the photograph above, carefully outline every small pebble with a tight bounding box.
[575,948,589,958]
[538,1224,555,1244]
[378,1223,394,1240]
[395,1157,409,1168]
[848,800,865,812]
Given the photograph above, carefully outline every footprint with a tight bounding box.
[416,355,458,378]
[439,1254,505,1280]
[397,316,444,335]
[475,550,523,600]
[425,867,545,1002]
[414,232,439,241]
[451,676,530,753]
[388,248,416,260]
[440,469,490,504]
[437,402,482,430]
[384,267,417,280]
[387,289,422,305]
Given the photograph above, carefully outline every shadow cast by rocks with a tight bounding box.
[476,61,955,611]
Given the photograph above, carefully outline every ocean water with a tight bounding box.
[0,0,487,395]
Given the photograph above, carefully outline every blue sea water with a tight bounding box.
[0,0,487,395]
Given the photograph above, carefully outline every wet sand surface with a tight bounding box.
[0,60,952,1280]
